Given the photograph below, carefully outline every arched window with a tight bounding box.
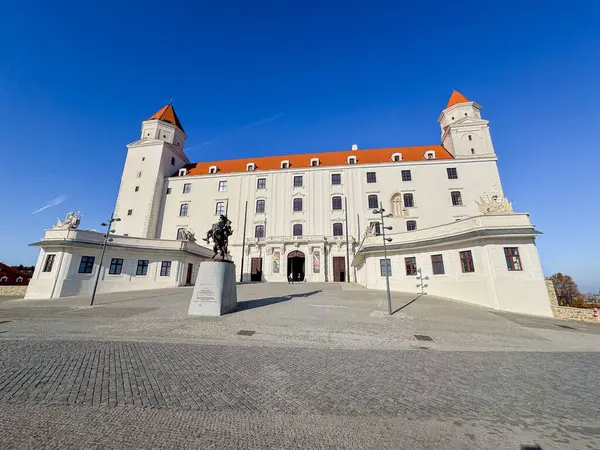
[256,199,265,213]
[368,194,379,209]
[255,225,265,238]
[347,156,357,165]
[332,196,342,210]
[406,220,417,231]
[403,193,414,208]
[0,276,7,283]
[293,224,303,236]
[391,153,402,162]
[391,193,403,216]
[16,276,23,283]
[332,223,343,236]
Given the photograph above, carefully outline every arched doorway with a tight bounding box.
[287,250,305,282]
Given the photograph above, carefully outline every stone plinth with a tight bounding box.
[188,260,237,316]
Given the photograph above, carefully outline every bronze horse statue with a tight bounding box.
[203,215,233,259]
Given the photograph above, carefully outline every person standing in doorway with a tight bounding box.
[288,273,294,284]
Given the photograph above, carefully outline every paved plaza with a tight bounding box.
[1,283,600,449]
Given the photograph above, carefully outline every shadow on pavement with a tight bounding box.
[392,293,424,315]
[237,290,322,311]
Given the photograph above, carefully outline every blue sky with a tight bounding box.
[0,1,599,292]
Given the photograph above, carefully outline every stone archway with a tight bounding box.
[287,250,305,282]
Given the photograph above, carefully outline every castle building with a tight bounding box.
[25,92,553,317]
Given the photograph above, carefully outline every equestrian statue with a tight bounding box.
[203,215,233,259]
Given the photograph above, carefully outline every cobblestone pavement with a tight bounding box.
[1,339,600,449]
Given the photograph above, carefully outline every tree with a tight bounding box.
[549,273,582,307]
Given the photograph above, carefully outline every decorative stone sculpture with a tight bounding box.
[180,229,197,243]
[202,214,233,259]
[476,185,513,214]
[52,212,81,230]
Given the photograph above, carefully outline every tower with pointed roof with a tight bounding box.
[438,91,496,159]
[112,104,189,238]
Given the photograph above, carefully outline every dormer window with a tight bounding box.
[208,165,218,174]
[16,276,23,283]
[247,163,256,171]
[0,276,7,283]
[178,168,188,177]
[425,150,436,160]
[391,153,402,162]
[310,158,320,167]
[347,156,357,165]
[281,160,290,169]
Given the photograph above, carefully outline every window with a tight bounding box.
[134,186,139,192]
[0,277,6,283]
[255,225,265,238]
[392,153,402,162]
[160,261,172,277]
[43,254,55,272]
[366,172,377,183]
[16,276,23,283]
[431,254,445,275]
[178,168,187,176]
[293,175,303,187]
[471,148,475,155]
[370,221,381,235]
[183,183,191,194]
[403,193,414,208]
[293,224,303,236]
[332,196,342,210]
[331,173,341,185]
[257,178,266,189]
[451,191,463,206]
[447,167,458,179]
[405,257,417,276]
[136,260,149,276]
[177,228,185,240]
[256,199,265,213]
[504,247,523,271]
[179,204,189,216]
[401,170,412,181]
[109,258,123,275]
[310,158,319,167]
[368,194,379,209]
[347,156,356,164]
[459,250,475,273]
[136,171,142,178]
[215,202,225,216]
[333,223,343,236]
[468,135,472,141]
[425,150,436,160]
[380,259,392,276]
[142,157,145,162]
[209,166,218,174]
[78,256,95,274]
[171,157,175,166]
[281,161,289,169]
[127,209,133,216]
[218,181,227,192]
[166,188,172,195]
[293,198,303,212]
[406,220,417,231]
[247,163,255,171]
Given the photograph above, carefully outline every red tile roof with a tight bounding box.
[180,145,452,177]
[446,90,470,108]
[149,104,184,132]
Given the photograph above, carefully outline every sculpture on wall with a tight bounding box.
[52,212,81,230]
[203,215,233,259]
[476,184,513,214]
[180,229,197,243]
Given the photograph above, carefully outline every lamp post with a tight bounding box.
[373,202,393,315]
[90,213,121,306]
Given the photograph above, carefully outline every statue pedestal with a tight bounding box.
[187,260,237,316]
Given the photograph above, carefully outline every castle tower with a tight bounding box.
[438,91,496,158]
[112,104,189,238]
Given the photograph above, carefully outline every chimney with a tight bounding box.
[351,144,358,151]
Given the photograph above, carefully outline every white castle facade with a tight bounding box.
[25,92,553,317]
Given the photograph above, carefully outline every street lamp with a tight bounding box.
[90,213,121,306]
[373,202,393,315]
